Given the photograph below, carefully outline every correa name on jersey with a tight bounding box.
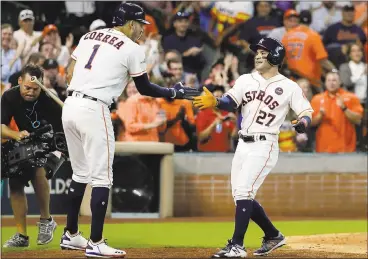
[83,31,125,50]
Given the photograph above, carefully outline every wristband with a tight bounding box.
[300,116,311,127]
[170,88,176,99]
[215,98,219,107]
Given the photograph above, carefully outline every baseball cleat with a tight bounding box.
[37,217,57,245]
[85,239,126,258]
[253,232,286,256]
[60,229,88,250]
[212,239,247,258]
[3,233,29,248]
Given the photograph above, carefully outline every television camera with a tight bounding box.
[1,124,68,180]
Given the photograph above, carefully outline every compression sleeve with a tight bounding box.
[132,73,174,98]
[216,95,238,112]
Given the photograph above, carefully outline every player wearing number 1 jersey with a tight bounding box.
[59,3,199,258]
[193,37,313,258]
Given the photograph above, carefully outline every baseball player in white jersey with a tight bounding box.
[59,3,199,258]
[193,37,313,258]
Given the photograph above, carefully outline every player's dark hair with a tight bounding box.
[21,64,44,82]
[167,57,182,69]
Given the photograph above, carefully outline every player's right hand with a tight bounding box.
[172,82,201,100]
[193,87,217,110]
[292,119,307,134]
[13,130,30,141]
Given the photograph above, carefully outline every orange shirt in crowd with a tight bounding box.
[118,94,165,142]
[196,108,235,152]
[157,98,195,146]
[311,88,363,153]
[144,14,159,37]
[282,25,328,88]
[58,65,65,77]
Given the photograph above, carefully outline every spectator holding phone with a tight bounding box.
[196,85,237,152]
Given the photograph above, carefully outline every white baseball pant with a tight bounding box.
[231,134,279,201]
[62,93,114,189]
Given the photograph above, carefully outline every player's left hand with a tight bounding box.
[292,119,307,134]
[172,82,201,100]
[193,87,217,110]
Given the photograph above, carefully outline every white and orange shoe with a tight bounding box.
[60,230,88,250]
[85,239,126,258]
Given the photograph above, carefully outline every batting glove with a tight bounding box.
[193,87,217,110]
[171,82,201,100]
[292,118,308,133]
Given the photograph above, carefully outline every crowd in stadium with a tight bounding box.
[1,1,367,153]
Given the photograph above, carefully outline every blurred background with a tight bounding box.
[1,1,367,218]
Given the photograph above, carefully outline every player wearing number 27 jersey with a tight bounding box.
[227,69,312,135]
[193,37,313,258]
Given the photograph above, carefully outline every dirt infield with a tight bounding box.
[287,233,367,255]
[2,233,367,258]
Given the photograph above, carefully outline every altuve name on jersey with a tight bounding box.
[83,31,124,50]
[241,90,280,110]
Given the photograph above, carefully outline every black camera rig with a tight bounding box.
[1,124,68,180]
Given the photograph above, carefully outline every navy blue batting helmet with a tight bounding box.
[250,37,285,66]
[112,3,150,26]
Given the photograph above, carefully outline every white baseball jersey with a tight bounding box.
[226,71,313,135]
[68,28,147,105]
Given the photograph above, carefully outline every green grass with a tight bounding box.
[2,220,366,252]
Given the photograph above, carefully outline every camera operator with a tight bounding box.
[1,64,62,247]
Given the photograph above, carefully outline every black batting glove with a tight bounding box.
[292,118,308,134]
[171,82,201,100]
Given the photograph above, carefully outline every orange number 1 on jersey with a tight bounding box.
[85,44,101,69]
